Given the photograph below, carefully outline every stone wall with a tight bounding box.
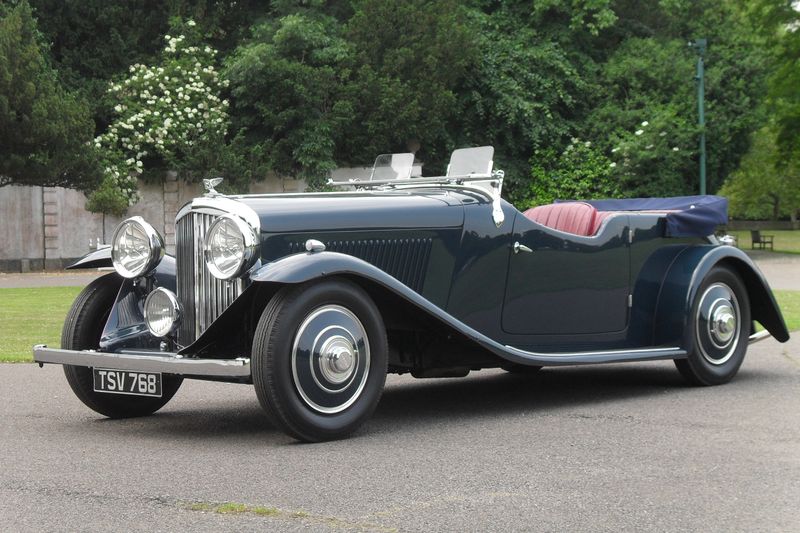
[0,174,305,272]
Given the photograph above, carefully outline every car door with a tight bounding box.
[502,213,630,335]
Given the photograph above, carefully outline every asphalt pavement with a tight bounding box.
[2,337,799,532]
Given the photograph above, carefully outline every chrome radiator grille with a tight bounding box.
[176,211,243,346]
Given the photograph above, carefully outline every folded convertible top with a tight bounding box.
[580,195,728,238]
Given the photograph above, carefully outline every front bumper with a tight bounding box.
[32,345,251,378]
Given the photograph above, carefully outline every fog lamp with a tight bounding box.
[144,288,181,337]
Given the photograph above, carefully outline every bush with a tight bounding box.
[89,18,229,212]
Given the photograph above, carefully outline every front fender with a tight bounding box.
[66,246,113,270]
[98,256,177,352]
[250,250,403,285]
[654,245,789,348]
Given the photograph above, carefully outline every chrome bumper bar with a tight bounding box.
[748,330,772,344]
[32,345,251,378]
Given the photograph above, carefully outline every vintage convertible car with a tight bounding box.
[34,147,789,441]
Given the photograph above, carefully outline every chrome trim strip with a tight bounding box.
[503,344,685,359]
[328,172,494,188]
[33,345,250,377]
[748,330,771,344]
[175,196,260,230]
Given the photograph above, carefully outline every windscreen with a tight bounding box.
[447,146,494,177]
[370,153,415,181]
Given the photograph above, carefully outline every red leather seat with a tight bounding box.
[591,211,616,235]
[523,202,598,236]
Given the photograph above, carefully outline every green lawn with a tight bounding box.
[0,286,81,362]
[0,286,798,363]
[728,230,800,254]
[774,290,800,333]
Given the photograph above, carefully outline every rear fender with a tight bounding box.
[654,245,789,349]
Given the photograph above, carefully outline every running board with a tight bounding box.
[499,331,772,367]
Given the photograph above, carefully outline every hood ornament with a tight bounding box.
[203,177,223,197]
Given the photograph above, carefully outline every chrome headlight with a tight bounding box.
[203,214,258,280]
[144,288,181,337]
[111,217,164,278]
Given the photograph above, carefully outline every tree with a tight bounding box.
[29,0,267,130]
[746,0,800,162]
[455,5,598,197]
[581,1,769,197]
[719,127,800,223]
[0,1,98,189]
[225,0,475,184]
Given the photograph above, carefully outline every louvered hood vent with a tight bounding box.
[289,238,432,292]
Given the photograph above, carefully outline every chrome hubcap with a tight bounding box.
[710,305,736,344]
[291,305,370,414]
[696,283,741,365]
[319,336,356,384]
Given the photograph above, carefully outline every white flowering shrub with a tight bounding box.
[606,115,693,198]
[88,20,230,213]
[524,138,619,208]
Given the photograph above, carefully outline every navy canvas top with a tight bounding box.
[581,195,728,237]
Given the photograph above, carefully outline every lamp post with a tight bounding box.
[691,38,707,195]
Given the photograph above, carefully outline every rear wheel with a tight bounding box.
[252,279,388,442]
[62,274,183,418]
[674,266,750,386]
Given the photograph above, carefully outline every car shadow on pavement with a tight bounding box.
[370,363,736,428]
[77,362,768,443]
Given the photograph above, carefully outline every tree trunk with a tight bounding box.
[770,193,780,220]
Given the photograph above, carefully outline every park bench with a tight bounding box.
[750,230,774,250]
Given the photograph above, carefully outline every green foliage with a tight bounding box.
[760,2,800,162]
[29,1,267,129]
[225,0,475,185]
[719,127,800,220]
[88,19,230,212]
[0,1,99,189]
[523,139,619,209]
[343,0,476,167]
[605,109,695,198]
[84,175,129,217]
[533,0,617,36]
[584,7,769,196]
[225,9,352,184]
[3,0,787,209]
[457,7,592,197]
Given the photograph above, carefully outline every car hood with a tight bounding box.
[235,190,465,233]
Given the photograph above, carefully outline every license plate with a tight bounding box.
[93,369,162,397]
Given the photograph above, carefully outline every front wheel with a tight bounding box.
[674,266,751,386]
[252,279,388,442]
[62,273,183,418]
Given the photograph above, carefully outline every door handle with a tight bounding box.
[513,241,533,254]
